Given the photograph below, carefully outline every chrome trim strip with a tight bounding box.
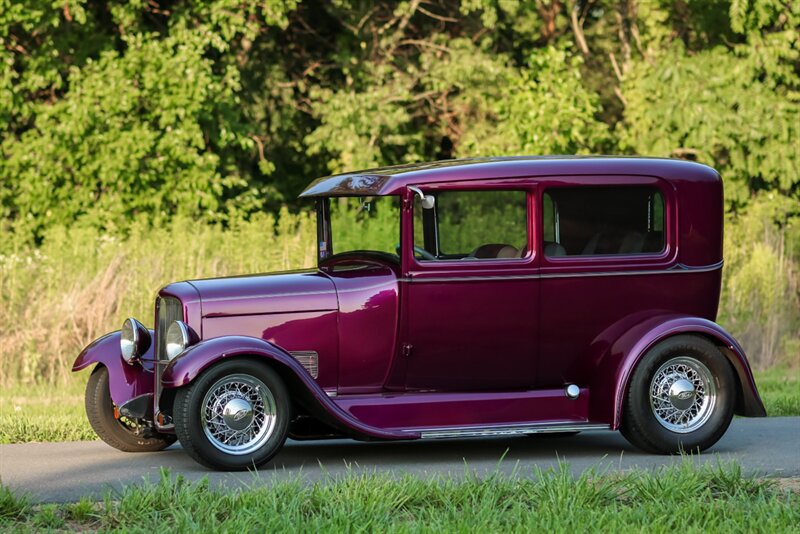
[400,260,723,283]
[202,290,336,302]
[414,422,609,439]
[399,274,539,282]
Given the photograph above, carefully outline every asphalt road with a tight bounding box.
[2,417,798,503]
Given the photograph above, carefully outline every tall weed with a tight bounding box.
[0,211,315,386]
[0,197,797,386]
[718,197,800,369]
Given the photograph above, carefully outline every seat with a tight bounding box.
[469,244,519,259]
[544,242,566,257]
[618,232,645,254]
[582,233,602,255]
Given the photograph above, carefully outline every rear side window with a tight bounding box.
[543,186,664,257]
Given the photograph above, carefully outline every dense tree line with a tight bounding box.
[1,1,797,246]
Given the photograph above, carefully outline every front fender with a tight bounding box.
[590,316,767,429]
[161,336,417,441]
[72,331,155,406]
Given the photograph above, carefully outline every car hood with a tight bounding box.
[187,269,338,318]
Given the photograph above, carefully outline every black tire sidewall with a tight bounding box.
[85,365,177,452]
[621,335,735,454]
[174,359,290,470]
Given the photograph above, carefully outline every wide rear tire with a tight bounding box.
[85,365,176,452]
[620,335,735,454]
[173,359,290,471]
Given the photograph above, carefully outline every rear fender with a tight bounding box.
[72,331,155,406]
[160,336,417,441]
[590,316,767,429]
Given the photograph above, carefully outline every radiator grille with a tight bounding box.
[154,296,183,427]
[289,351,319,379]
[156,297,184,361]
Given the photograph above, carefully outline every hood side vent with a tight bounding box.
[288,351,319,379]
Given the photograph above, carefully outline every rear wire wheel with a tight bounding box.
[620,335,735,454]
[85,365,176,452]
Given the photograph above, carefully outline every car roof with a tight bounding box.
[298,156,720,198]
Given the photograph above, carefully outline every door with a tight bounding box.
[399,184,539,391]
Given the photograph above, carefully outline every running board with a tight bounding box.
[413,422,609,439]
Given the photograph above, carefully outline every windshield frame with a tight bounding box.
[316,196,402,266]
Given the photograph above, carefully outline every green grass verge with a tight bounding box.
[1,462,798,532]
[0,367,797,445]
[752,366,800,417]
[0,377,95,444]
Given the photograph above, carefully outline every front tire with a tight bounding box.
[85,365,176,452]
[620,335,735,454]
[173,359,290,470]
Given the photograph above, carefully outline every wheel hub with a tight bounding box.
[222,398,254,431]
[649,356,717,433]
[668,378,696,410]
[200,374,277,455]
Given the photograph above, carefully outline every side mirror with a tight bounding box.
[409,186,436,210]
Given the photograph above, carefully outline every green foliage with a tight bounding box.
[621,41,800,209]
[330,197,401,255]
[435,190,528,254]
[0,484,29,521]
[754,365,800,416]
[718,195,800,368]
[2,29,254,238]
[1,1,798,377]
[459,46,610,156]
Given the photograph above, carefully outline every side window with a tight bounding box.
[543,186,665,257]
[414,190,528,261]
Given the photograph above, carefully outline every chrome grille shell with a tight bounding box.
[154,296,184,428]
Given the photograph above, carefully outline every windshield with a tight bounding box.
[322,196,400,260]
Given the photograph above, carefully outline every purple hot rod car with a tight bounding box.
[74,156,766,470]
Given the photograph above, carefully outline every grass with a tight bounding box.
[0,368,796,445]
[0,462,798,532]
[754,365,800,417]
[0,377,95,444]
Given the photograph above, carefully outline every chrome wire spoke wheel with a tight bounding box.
[649,356,716,434]
[201,373,277,455]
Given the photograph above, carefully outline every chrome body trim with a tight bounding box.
[412,422,609,439]
[400,261,723,283]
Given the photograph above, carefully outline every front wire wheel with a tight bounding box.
[201,374,278,455]
[174,360,290,470]
[621,335,735,454]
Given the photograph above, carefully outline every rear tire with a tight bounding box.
[85,365,176,452]
[173,359,290,471]
[620,335,735,454]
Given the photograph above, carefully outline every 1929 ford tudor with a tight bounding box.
[73,156,766,470]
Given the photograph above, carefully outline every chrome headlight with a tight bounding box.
[165,321,191,360]
[120,318,151,365]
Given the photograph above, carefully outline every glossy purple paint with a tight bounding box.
[73,156,765,444]
[334,388,590,430]
[72,331,155,406]
[160,336,416,440]
[203,310,339,389]
[322,262,401,393]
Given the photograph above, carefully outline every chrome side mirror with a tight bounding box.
[409,186,435,210]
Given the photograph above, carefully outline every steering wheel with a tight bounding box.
[395,244,437,261]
